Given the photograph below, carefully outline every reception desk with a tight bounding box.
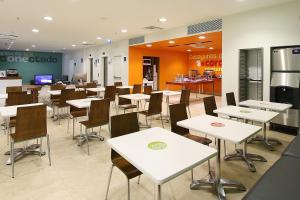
[0,76,22,93]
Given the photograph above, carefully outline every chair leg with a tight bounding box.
[191,169,194,181]
[127,179,130,200]
[72,118,75,139]
[145,116,149,127]
[224,140,227,156]
[105,164,114,200]
[160,114,164,128]
[11,140,14,178]
[47,135,52,166]
[39,138,43,157]
[187,106,191,118]
[67,115,70,134]
[137,176,141,184]
[108,124,111,138]
[86,128,90,155]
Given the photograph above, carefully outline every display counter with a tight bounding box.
[0,76,22,93]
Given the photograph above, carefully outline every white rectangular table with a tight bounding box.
[119,93,150,112]
[116,86,133,89]
[0,93,7,99]
[48,90,61,95]
[107,127,217,200]
[214,106,279,150]
[239,100,292,112]
[177,115,261,199]
[86,87,105,97]
[0,103,52,165]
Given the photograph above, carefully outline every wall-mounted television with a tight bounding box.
[34,74,53,85]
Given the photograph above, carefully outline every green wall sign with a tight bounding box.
[0,50,62,84]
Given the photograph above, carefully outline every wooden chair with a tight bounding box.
[143,85,152,108]
[86,82,97,97]
[226,92,237,106]
[67,90,87,138]
[30,87,41,103]
[6,91,28,106]
[50,84,65,104]
[53,88,75,124]
[180,89,191,117]
[169,103,212,180]
[104,85,117,112]
[139,92,164,128]
[79,99,110,155]
[118,88,137,113]
[105,112,142,200]
[132,84,142,94]
[6,86,22,93]
[114,82,122,87]
[10,104,51,178]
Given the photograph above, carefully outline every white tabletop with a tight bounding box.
[48,90,61,95]
[177,115,262,144]
[86,87,105,92]
[66,97,100,108]
[0,94,8,99]
[214,106,279,123]
[152,90,181,97]
[0,103,52,118]
[119,93,150,101]
[107,127,217,185]
[239,100,292,112]
[116,86,134,89]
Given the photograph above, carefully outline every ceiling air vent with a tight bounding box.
[143,26,164,31]
[129,36,145,45]
[188,19,222,34]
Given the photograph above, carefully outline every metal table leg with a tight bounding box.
[190,139,246,200]
[156,185,162,200]
[248,123,282,151]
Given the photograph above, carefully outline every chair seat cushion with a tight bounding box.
[185,134,212,145]
[282,134,300,159]
[80,120,100,128]
[112,157,142,179]
[70,109,86,118]
[243,156,300,200]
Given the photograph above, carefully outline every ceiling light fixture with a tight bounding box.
[169,40,175,44]
[82,41,87,44]
[159,17,167,23]
[72,44,76,47]
[25,48,30,51]
[209,47,214,50]
[121,29,128,33]
[198,36,206,39]
[32,28,39,33]
[187,49,192,52]
[96,36,102,40]
[43,16,53,21]
[146,44,152,47]
[32,44,36,48]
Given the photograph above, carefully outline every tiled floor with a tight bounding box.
[0,94,294,200]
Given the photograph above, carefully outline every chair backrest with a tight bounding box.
[6,86,22,93]
[110,112,139,160]
[30,88,40,103]
[72,90,86,100]
[85,82,97,88]
[226,92,236,106]
[203,96,217,117]
[7,91,28,106]
[143,85,152,95]
[118,88,131,105]
[104,86,116,101]
[59,88,75,106]
[148,92,163,115]
[169,103,190,136]
[88,99,110,126]
[50,84,65,91]
[14,104,47,142]
[180,89,191,106]
[114,82,122,87]
[132,84,142,94]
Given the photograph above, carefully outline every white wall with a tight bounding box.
[62,40,129,86]
[222,1,300,103]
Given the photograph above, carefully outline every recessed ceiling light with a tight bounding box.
[43,16,53,21]
[187,49,192,52]
[82,41,87,44]
[62,48,66,50]
[25,48,30,51]
[169,40,175,44]
[159,17,167,23]
[32,28,39,33]
[96,36,102,40]
[121,29,128,33]
[209,47,214,50]
[72,44,76,47]
[32,44,36,48]
[198,36,206,39]
[146,44,152,47]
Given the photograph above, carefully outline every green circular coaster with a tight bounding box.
[148,141,167,150]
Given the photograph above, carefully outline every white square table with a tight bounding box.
[118,93,150,112]
[0,93,8,99]
[48,90,61,95]
[66,97,100,109]
[116,86,134,89]
[86,87,105,97]
[214,106,279,150]
[239,100,292,112]
[107,127,217,200]
[177,115,262,199]
[0,103,53,165]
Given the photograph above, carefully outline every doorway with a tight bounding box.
[239,48,263,101]
[143,56,160,90]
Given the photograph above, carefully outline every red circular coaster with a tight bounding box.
[210,122,225,127]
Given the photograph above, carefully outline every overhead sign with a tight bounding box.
[0,51,58,63]
[189,53,222,67]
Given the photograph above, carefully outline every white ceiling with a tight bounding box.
[0,0,294,52]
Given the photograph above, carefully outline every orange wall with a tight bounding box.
[188,50,222,76]
[129,47,189,90]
